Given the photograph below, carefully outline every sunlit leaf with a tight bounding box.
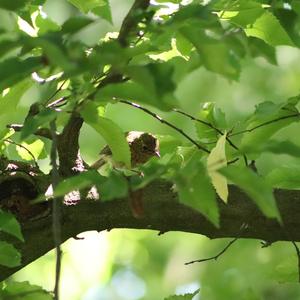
[207,133,228,202]
[16,139,44,161]
[245,11,294,47]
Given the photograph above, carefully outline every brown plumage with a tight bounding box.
[91,131,160,170]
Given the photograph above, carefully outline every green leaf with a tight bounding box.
[220,165,281,222]
[16,139,45,161]
[220,1,294,47]
[21,108,57,140]
[0,57,43,92]
[0,80,31,117]
[0,281,53,300]
[245,11,294,47]
[81,101,131,168]
[240,140,300,158]
[266,166,300,190]
[181,26,240,80]
[35,13,61,35]
[0,241,21,267]
[175,152,219,227]
[164,289,200,300]
[220,0,264,27]
[0,0,29,11]
[92,0,112,24]
[54,170,102,198]
[240,102,299,153]
[0,210,24,241]
[207,133,228,202]
[68,0,107,13]
[195,102,227,142]
[248,37,277,65]
[100,171,128,201]
[61,16,94,34]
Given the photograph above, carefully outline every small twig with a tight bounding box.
[119,100,210,154]
[45,79,68,106]
[185,223,248,265]
[173,109,248,165]
[228,113,300,137]
[292,241,300,283]
[47,96,69,109]
[50,120,62,300]
[4,139,39,168]
[7,124,53,140]
[118,0,150,47]
[185,237,239,265]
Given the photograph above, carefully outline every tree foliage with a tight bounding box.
[1,0,300,298]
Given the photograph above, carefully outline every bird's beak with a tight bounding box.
[155,150,160,158]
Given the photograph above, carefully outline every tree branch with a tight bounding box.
[1,180,300,281]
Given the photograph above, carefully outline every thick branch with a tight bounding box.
[1,181,300,281]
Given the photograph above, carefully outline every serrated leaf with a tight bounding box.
[16,139,44,161]
[266,166,300,190]
[175,153,219,227]
[195,102,227,142]
[207,133,228,202]
[220,165,281,222]
[181,27,240,80]
[220,1,294,47]
[240,103,299,153]
[248,37,277,65]
[245,11,294,47]
[68,0,106,13]
[0,241,21,267]
[92,0,112,24]
[81,101,131,168]
[0,210,24,241]
[1,281,53,300]
[164,289,200,300]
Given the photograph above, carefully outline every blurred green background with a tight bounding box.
[2,0,300,299]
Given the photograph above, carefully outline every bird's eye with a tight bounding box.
[142,145,148,151]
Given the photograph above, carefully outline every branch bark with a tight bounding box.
[1,180,300,281]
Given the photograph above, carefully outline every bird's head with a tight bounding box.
[128,131,160,166]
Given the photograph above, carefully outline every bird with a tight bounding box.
[91,131,160,171]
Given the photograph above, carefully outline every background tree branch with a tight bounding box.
[1,179,300,282]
